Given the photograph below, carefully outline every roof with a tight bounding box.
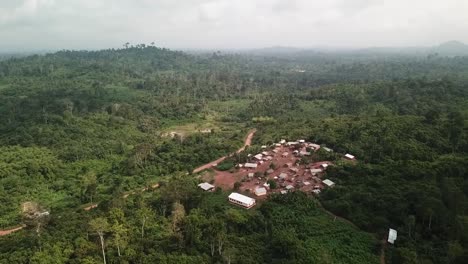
[279,173,288,178]
[261,145,267,149]
[345,153,355,159]
[298,139,305,143]
[321,164,329,168]
[248,173,254,177]
[282,152,289,156]
[255,187,267,196]
[286,185,294,190]
[198,182,215,191]
[244,163,258,168]
[310,169,323,173]
[309,143,320,149]
[303,181,311,186]
[229,193,255,205]
[388,229,397,244]
[323,179,335,187]
[254,154,263,160]
[266,169,274,174]
[323,147,333,152]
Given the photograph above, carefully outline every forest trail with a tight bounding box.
[0,225,25,237]
[193,129,256,174]
[380,239,387,264]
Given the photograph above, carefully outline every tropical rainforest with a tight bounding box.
[0,45,467,264]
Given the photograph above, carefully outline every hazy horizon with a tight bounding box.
[1,0,468,52]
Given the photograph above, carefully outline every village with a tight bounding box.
[197,138,357,209]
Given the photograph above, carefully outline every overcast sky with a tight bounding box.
[1,0,467,51]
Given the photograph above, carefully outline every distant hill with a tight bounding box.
[242,41,468,57]
[430,40,468,56]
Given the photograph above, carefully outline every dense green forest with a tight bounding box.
[0,46,467,263]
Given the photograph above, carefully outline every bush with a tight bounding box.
[217,159,235,171]
[267,180,277,189]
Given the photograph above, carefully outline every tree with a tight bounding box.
[136,206,153,238]
[109,208,128,257]
[267,179,277,189]
[89,217,110,264]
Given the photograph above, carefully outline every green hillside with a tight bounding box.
[0,47,467,263]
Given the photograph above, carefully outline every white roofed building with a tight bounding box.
[323,179,335,187]
[345,154,355,160]
[228,193,256,208]
[198,182,215,191]
[244,163,258,169]
[388,229,397,244]
[254,154,263,160]
[254,187,267,196]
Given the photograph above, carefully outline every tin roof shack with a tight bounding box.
[344,153,356,160]
[254,187,267,196]
[285,185,294,191]
[244,163,258,169]
[254,154,263,161]
[323,179,335,188]
[323,147,333,152]
[247,173,254,179]
[310,168,323,175]
[282,152,289,157]
[308,143,321,151]
[228,193,256,209]
[388,229,398,244]
[198,182,215,191]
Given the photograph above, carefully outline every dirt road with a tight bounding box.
[193,129,256,174]
[0,225,25,237]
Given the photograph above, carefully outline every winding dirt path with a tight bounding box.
[193,129,256,174]
[0,225,25,237]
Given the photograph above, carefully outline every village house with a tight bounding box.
[309,143,321,150]
[345,153,355,160]
[310,168,323,174]
[323,179,335,187]
[198,182,215,191]
[228,193,256,208]
[254,154,263,160]
[388,229,398,244]
[244,163,258,169]
[282,152,289,157]
[254,187,267,196]
[323,147,333,152]
[285,185,294,191]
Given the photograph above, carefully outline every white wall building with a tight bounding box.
[228,193,256,208]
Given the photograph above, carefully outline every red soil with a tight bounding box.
[212,144,333,196]
[0,225,25,237]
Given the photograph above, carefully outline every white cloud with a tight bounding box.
[0,0,467,51]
